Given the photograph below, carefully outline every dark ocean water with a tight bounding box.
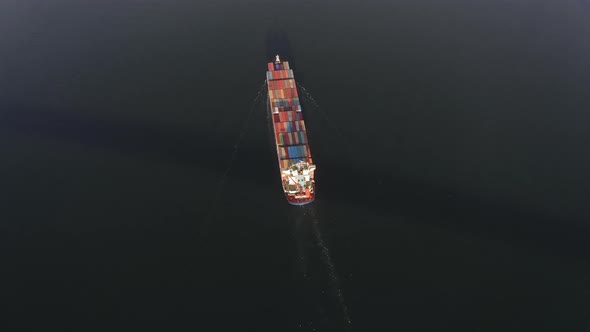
[1,1,590,331]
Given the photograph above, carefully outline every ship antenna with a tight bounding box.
[275,54,281,63]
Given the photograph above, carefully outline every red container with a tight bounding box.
[285,133,292,145]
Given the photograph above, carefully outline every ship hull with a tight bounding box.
[286,196,315,206]
[266,57,316,204]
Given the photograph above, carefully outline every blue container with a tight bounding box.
[295,146,301,157]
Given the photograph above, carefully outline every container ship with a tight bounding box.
[266,55,316,205]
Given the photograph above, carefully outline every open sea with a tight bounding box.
[1,1,590,331]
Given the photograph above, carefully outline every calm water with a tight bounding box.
[1,1,590,331]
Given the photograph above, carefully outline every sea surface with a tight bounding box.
[1,1,590,331]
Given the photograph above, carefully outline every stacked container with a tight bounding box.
[266,59,315,185]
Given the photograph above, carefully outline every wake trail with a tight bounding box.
[199,81,267,240]
[297,83,349,144]
[293,211,308,278]
[305,205,353,330]
[292,83,353,329]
